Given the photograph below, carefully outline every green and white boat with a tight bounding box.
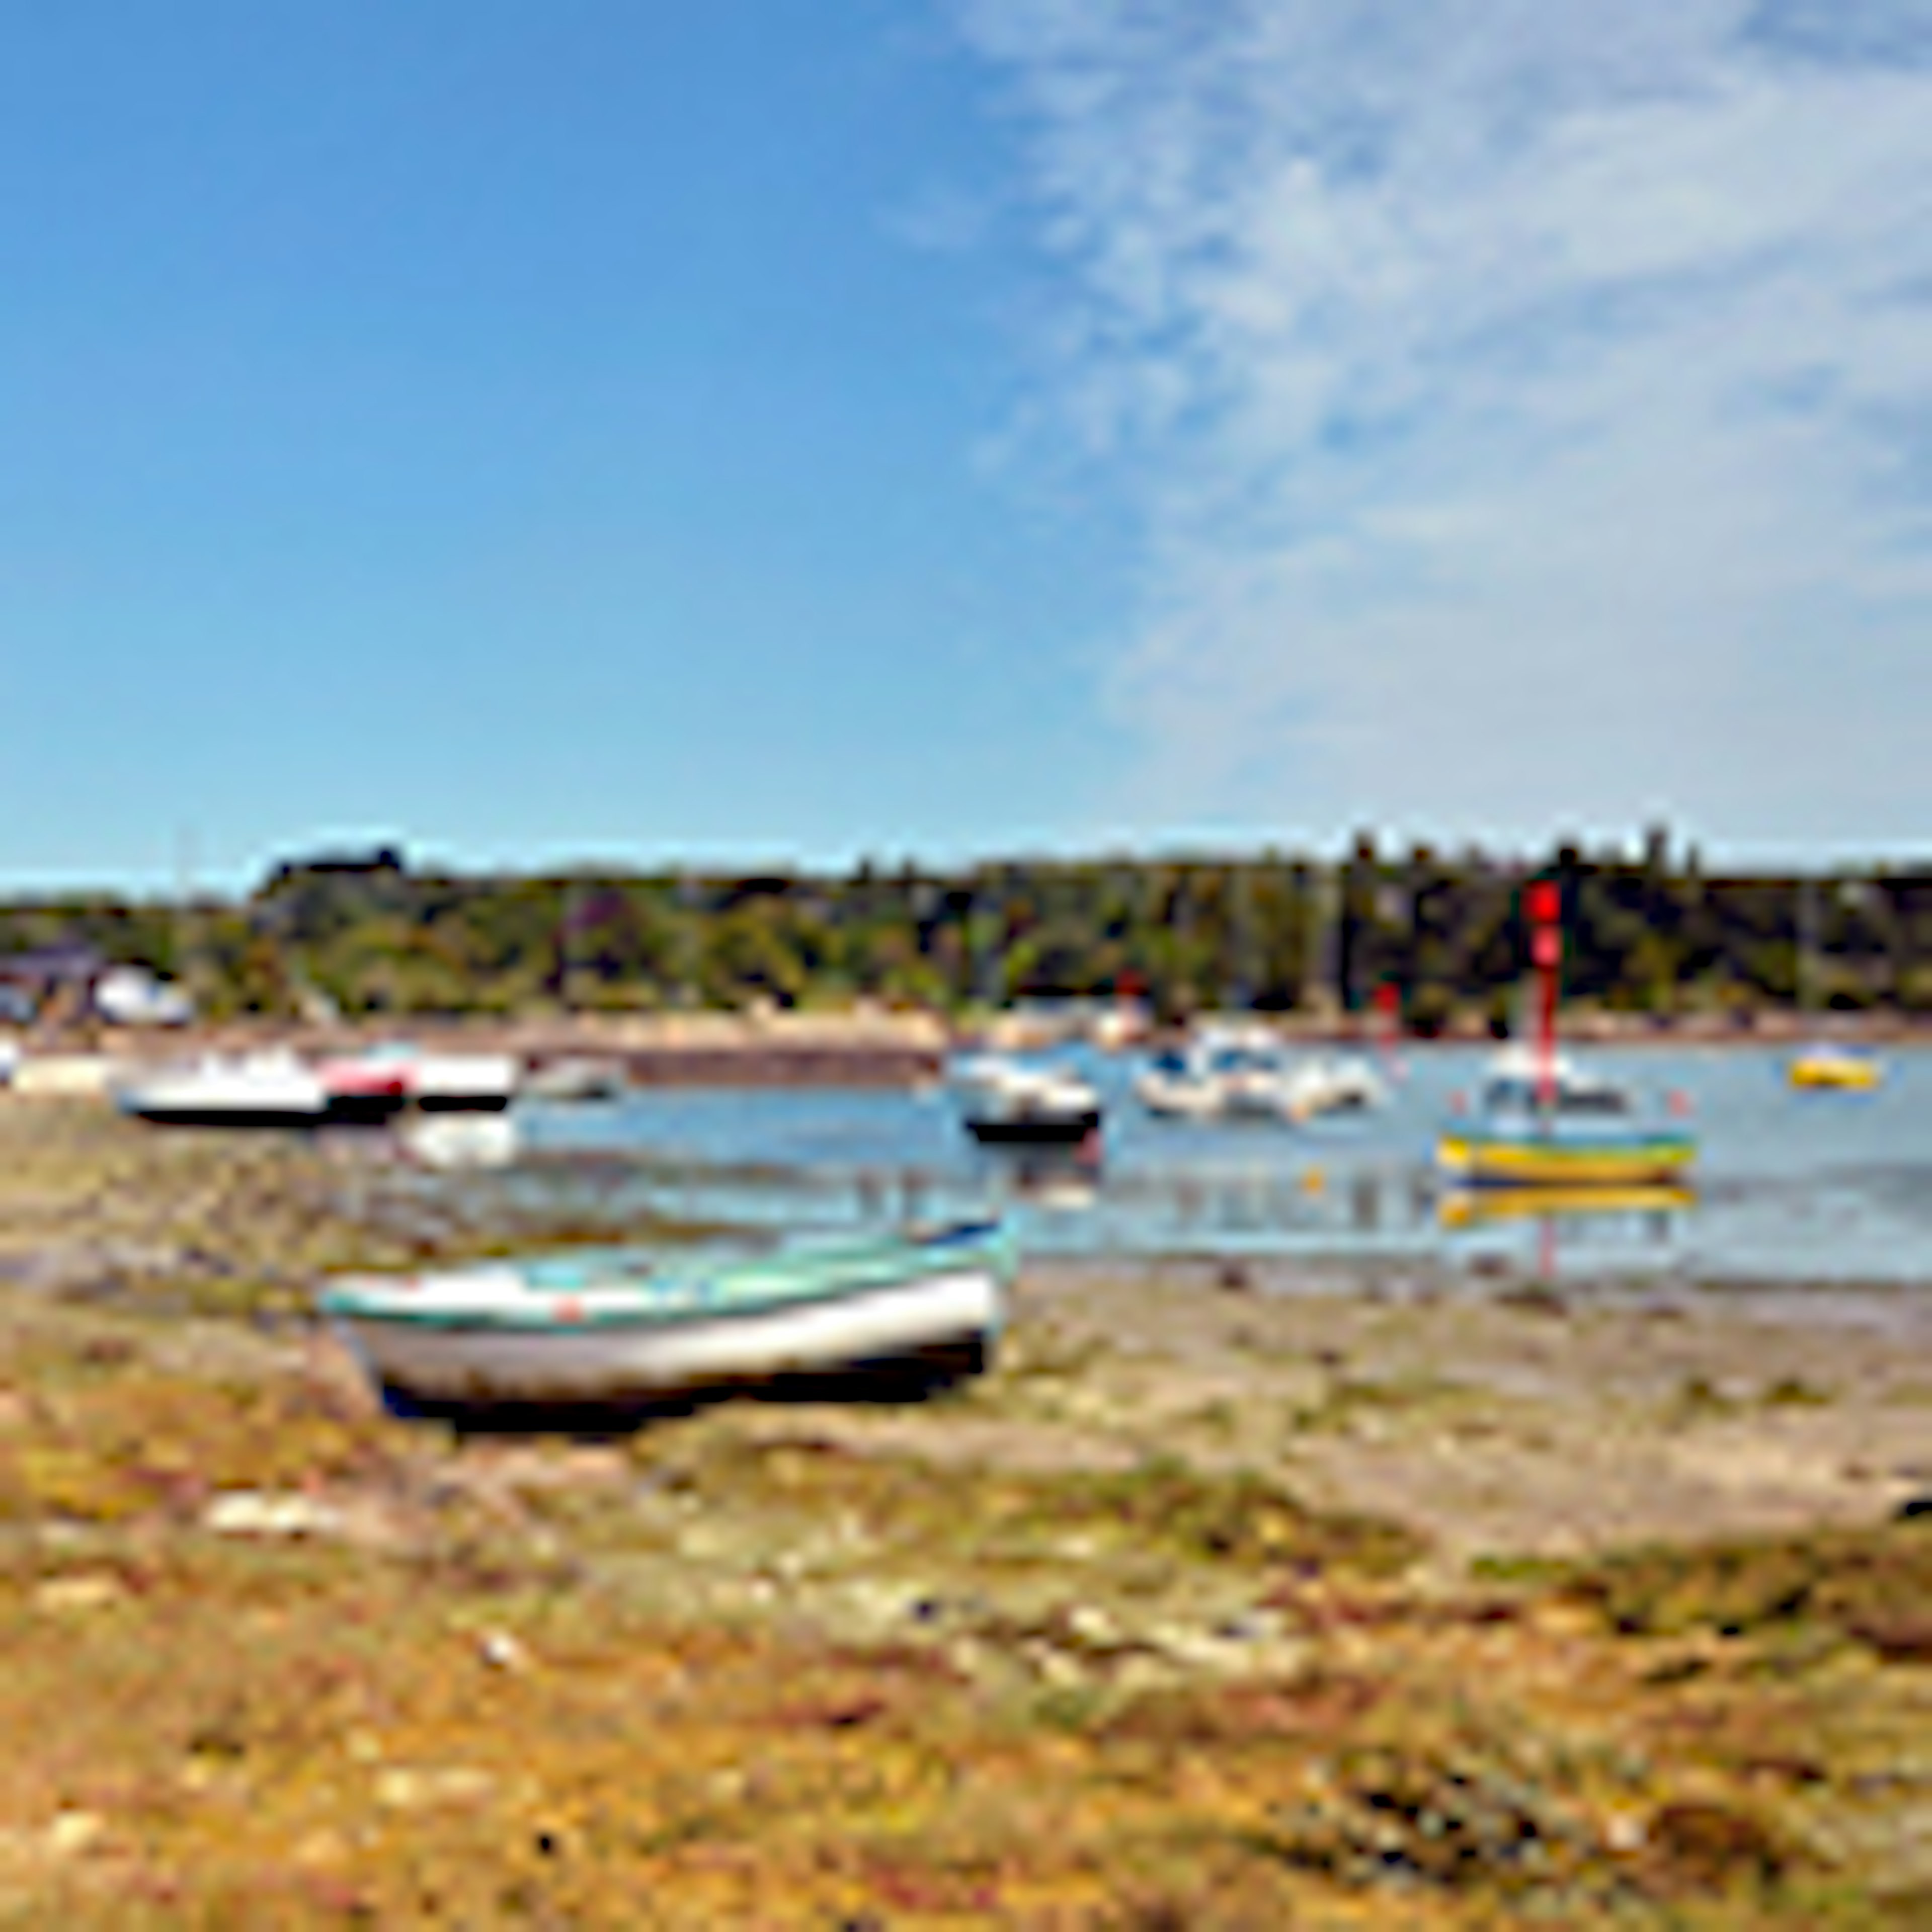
[320,1220,1016,1413]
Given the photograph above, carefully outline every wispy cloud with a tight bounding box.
[955,0,1932,850]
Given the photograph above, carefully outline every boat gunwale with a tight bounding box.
[319,1223,1012,1333]
[1435,1123,1697,1190]
[1437,1129,1698,1157]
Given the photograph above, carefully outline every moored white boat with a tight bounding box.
[120,1039,523,1129]
[521,1055,627,1102]
[115,1050,330,1128]
[1480,1042,1631,1115]
[1278,1054,1386,1120]
[951,1055,1101,1146]
[321,1220,1015,1411]
[1136,1024,1278,1119]
[318,1042,521,1115]
[1135,1050,1227,1119]
[314,1045,415,1124]
[1137,1024,1383,1123]
[403,1050,520,1112]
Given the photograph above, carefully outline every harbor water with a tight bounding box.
[482,1043,1932,1284]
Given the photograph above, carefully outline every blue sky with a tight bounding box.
[4,2,1929,892]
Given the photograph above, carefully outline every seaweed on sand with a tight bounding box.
[1555,1519,1932,1661]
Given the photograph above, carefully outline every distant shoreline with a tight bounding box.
[7,1003,1928,1093]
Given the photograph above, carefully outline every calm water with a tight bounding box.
[503,1044,1932,1283]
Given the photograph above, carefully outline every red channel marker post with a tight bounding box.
[1525,881,1563,1117]
[1524,880,1565,1280]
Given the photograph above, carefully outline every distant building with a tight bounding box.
[264,844,407,887]
[0,948,194,1027]
[0,941,105,991]
[0,943,107,1026]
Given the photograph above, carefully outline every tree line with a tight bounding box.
[3,838,1928,1028]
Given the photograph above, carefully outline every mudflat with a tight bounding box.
[0,1096,1927,1926]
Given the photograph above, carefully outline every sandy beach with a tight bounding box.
[0,1095,1927,1925]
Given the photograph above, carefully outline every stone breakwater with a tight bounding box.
[0,1100,1927,1923]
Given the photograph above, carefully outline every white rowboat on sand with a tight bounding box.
[321,1220,1016,1413]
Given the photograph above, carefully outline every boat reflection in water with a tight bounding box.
[1437,1180,1695,1274]
[1438,1183,1696,1229]
[971,1139,1104,1214]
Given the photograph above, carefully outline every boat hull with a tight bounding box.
[1788,1057,1882,1091]
[119,1051,334,1129]
[963,1111,1100,1147]
[122,1101,328,1130]
[322,1227,1013,1411]
[1437,1130,1696,1189]
[1135,1080,1224,1121]
[333,1269,1000,1408]
[319,1090,411,1126]
[522,1058,626,1102]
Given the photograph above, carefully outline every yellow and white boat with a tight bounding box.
[1452,881,1700,1191]
[1787,1044,1883,1091]
[1436,1124,1697,1190]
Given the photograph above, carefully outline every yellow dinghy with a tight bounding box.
[1788,1045,1883,1091]
[1436,1125,1697,1190]
[1454,880,1700,1191]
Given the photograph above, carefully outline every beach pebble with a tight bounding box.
[477,1628,528,1671]
[1604,1811,1647,1853]
[1213,1610,1278,1645]
[32,1573,122,1614]
[1066,1602,1122,1646]
[374,1765,495,1810]
[0,1812,103,1865]
[43,1812,102,1858]
[202,1491,349,1539]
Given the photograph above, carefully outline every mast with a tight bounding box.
[1525,880,1562,1112]
[174,826,199,1022]
[1797,874,1817,1025]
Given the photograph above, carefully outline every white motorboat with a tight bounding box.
[314,1044,416,1125]
[1137,1025,1384,1123]
[951,1055,1102,1147]
[407,1050,520,1113]
[115,1050,330,1129]
[320,1042,521,1116]
[121,1040,522,1130]
[1278,1054,1387,1119]
[1480,1042,1631,1115]
[521,1055,628,1102]
[1135,1046,1229,1120]
[321,1220,1015,1413]
[1136,1023,1280,1119]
